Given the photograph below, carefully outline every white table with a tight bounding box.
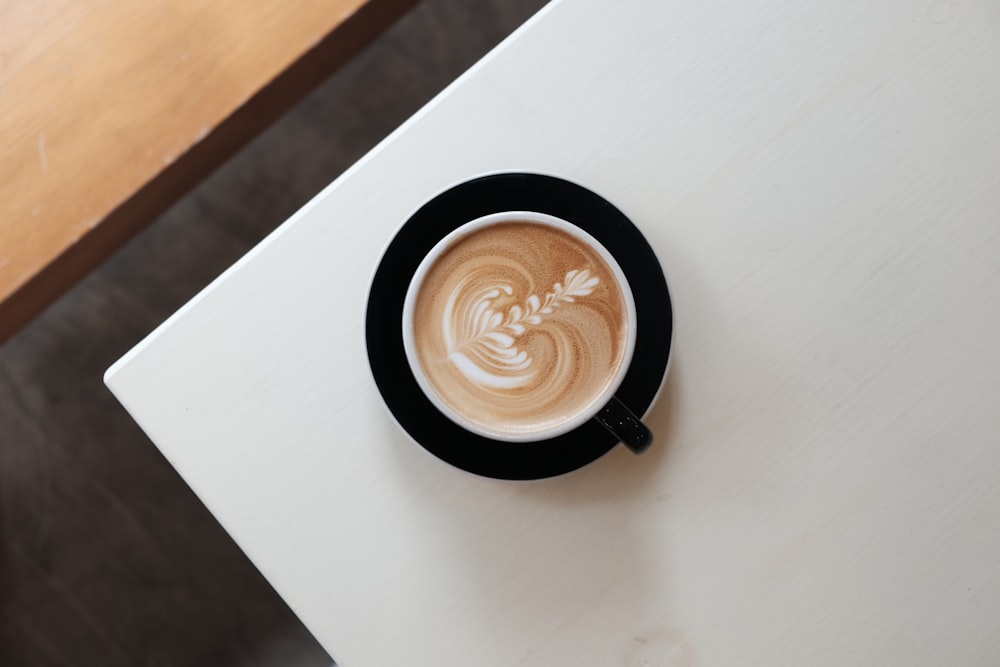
[106,0,1000,664]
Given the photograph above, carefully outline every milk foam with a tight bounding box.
[412,221,629,437]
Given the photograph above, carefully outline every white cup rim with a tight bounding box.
[401,211,638,442]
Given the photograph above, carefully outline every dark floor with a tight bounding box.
[0,1,547,664]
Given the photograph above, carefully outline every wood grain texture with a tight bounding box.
[0,0,420,344]
[1,0,550,663]
[106,0,1000,665]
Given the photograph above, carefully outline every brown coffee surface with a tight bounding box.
[412,221,630,437]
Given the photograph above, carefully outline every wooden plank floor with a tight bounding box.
[0,1,547,664]
[0,0,420,345]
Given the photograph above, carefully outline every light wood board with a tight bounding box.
[0,0,417,342]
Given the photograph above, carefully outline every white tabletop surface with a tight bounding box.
[106,0,1000,664]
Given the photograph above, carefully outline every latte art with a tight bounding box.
[444,269,600,390]
[409,220,631,439]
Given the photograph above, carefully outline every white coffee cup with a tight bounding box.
[402,211,651,450]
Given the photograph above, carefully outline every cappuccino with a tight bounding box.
[406,218,632,440]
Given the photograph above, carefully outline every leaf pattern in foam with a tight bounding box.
[443,269,599,389]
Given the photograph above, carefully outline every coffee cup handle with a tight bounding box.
[594,397,653,454]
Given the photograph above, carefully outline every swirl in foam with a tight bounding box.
[411,221,630,438]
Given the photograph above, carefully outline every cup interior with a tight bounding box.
[402,211,637,442]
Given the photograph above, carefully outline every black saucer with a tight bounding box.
[365,173,672,480]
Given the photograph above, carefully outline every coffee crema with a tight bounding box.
[410,221,630,438]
